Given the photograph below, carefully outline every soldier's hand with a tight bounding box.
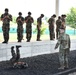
[6,16,9,18]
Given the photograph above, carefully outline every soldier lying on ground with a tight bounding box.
[10,45,28,69]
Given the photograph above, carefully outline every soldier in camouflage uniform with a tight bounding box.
[61,14,66,30]
[48,14,56,40]
[16,12,24,42]
[36,14,44,41]
[55,28,70,69]
[10,45,28,68]
[25,12,34,42]
[56,16,62,39]
[1,8,12,43]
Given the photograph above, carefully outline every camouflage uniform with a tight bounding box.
[10,46,28,68]
[1,9,12,43]
[16,12,24,42]
[55,29,70,69]
[25,12,34,42]
[61,14,66,30]
[56,16,62,39]
[37,14,44,41]
[48,15,56,40]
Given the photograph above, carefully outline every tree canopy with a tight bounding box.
[66,7,76,29]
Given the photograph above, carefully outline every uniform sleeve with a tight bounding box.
[31,17,34,23]
[22,17,24,21]
[55,35,61,49]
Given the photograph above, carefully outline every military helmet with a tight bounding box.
[18,12,22,15]
[28,12,31,15]
[5,8,9,11]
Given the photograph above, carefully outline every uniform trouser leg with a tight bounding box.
[26,31,32,41]
[17,30,23,41]
[59,52,65,67]
[64,49,69,68]
[3,29,9,42]
[37,29,40,40]
[49,31,52,40]
[56,30,58,39]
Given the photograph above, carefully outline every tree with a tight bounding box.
[66,7,76,34]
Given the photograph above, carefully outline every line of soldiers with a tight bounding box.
[0,8,66,43]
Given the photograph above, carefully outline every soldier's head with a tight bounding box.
[28,12,31,16]
[5,8,9,14]
[59,28,65,34]
[58,16,61,19]
[41,14,44,18]
[18,12,22,16]
[52,14,56,18]
[61,14,66,18]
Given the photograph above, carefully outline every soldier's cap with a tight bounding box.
[5,8,9,11]
[41,14,44,17]
[61,14,66,17]
[28,12,31,15]
[52,14,56,17]
[18,12,22,15]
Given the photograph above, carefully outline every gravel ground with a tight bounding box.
[0,50,76,75]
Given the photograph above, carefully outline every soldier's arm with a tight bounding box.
[31,17,34,23]
[21,17,25,24]
[6,14,12,21]
[55,35,61,49]
[1,14,6,21]
[25,17,28,23]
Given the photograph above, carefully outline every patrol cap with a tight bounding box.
[28,12,31,15]
[41,14,44,17]
[5,8,9,11]
[61,14,66,17]
[18,12,22,15]
[52,14,56,17]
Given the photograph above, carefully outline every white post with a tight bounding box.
[55,0,59,18]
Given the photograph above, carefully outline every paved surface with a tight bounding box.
[0,50,76,75]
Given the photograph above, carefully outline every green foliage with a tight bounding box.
[66,7,76,28]
[12,16,16,23]
[33,27,46,36]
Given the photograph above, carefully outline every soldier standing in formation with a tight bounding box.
[25,12,34,42]
[1,8,12,43]
[55,28,70,69]
[36,14,44,41]
[48,14,56,40]
[61,14,66,30]
[56,16,62,39]
[16,12,24,42]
